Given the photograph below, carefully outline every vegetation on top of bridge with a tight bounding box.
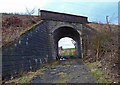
[1,13,41,47]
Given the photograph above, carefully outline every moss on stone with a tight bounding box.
[20,20,43,35]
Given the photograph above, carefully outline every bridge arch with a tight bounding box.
[52,26,81,59]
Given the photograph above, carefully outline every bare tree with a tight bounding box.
[25,8,36,24]
[71,40,76,48]
[25,8,36,15]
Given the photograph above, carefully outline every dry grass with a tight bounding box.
[86,23,119,32]
[83,22,119,83]
[1,13,41,47]
[4,60,60,84]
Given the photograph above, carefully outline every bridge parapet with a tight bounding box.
[40,10,88,23]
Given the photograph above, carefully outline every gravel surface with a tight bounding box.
[30,59,97,83]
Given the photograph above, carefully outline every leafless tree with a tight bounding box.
[71,40,76,48]
[25,8,36,24]
[25,8,36,15]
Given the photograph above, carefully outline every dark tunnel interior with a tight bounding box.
[53,26,81,58]
[53,26,80,42]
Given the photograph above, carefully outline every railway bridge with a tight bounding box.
[2,10,91,79]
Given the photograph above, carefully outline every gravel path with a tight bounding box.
[30,59,97,83]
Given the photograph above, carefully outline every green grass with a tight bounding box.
[61,52,68,56]
[64,48,75,50]
[60,48,75,56]
[85,62,112,83]
[60,52,73,56]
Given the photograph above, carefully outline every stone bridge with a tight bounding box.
[2,10,91,79]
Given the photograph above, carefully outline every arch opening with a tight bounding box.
[52,26,81,59]
[58,37,76,57]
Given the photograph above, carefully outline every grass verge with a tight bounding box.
[84,62,112,83]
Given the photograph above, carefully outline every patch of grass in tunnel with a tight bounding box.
[61,52,68,56]
[60,48,75,56]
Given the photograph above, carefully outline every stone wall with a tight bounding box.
[2,20,52,79]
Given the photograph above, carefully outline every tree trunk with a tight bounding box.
[96,48,99,61]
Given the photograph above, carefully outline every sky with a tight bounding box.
[58,37,75,49]
[0,0,119,24]
[0,0,119,48]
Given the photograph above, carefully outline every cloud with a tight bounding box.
[0,0,118,25]
[110,19,118,25]
[59,37,75,49]
[0,0,50,13]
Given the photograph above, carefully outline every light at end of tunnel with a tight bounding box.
[58,37,75,49]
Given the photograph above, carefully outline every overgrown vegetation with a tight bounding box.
[1,12,41,47]
[83,23,119,83]
[90,29,113,61]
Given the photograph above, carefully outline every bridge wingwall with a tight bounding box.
[2,20,52,79]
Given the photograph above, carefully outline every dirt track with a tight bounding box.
[30,59,97,83]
